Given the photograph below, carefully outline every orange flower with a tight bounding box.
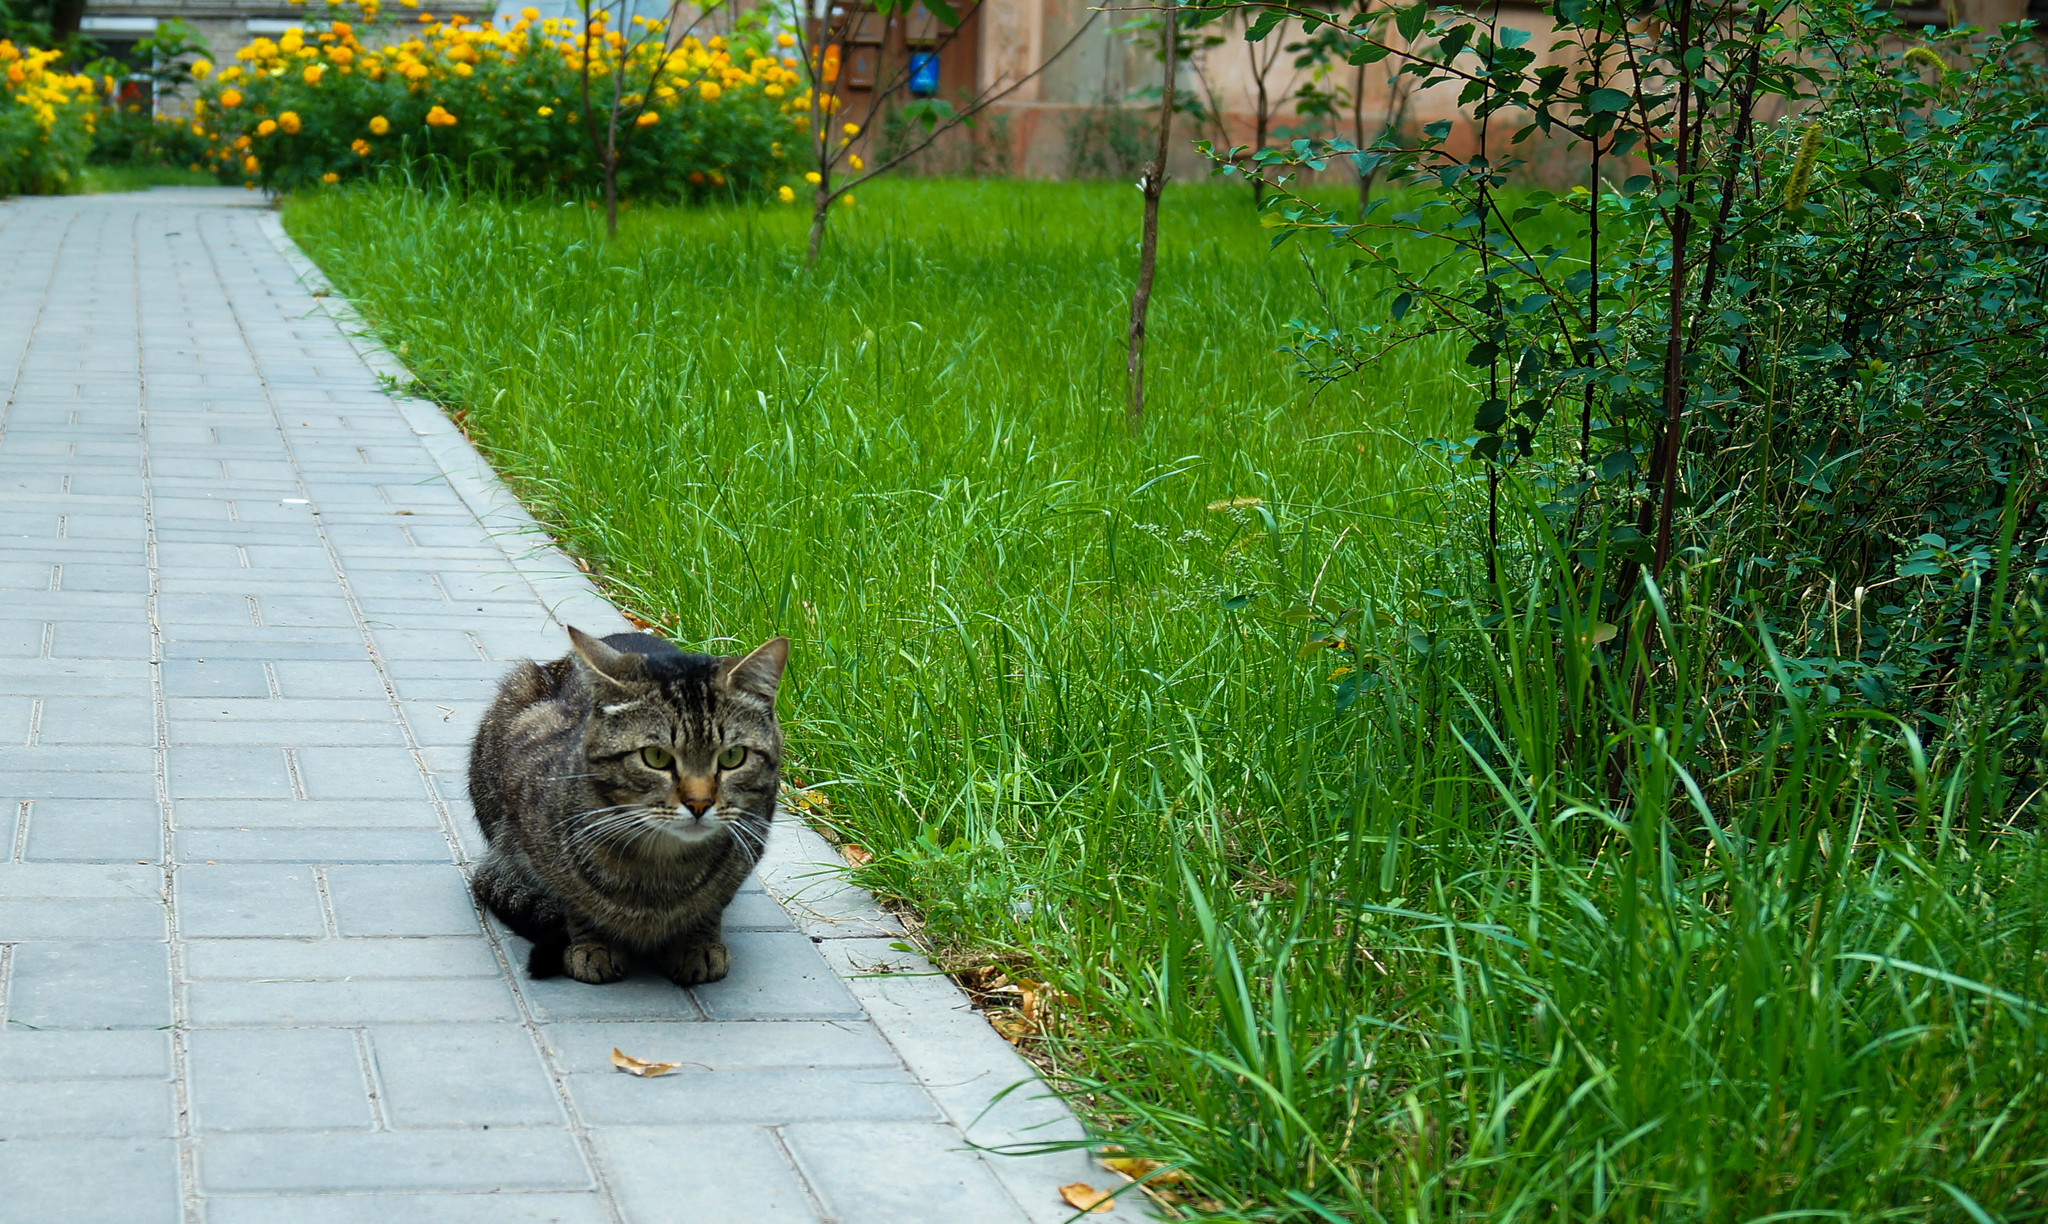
[351,137,371,155]
[243,154,260,173]
[635,109,659,127]
[424,104,456,127]
[278,110,301,134]
[219,88,243,107]
[256,118,277,136]
[321,171,339,183]
[368,114,389,135]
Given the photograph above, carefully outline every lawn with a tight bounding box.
[288,178,2048,1221]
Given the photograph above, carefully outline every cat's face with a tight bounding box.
[567,627,786,857]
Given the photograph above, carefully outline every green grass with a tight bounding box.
[76,164,219,193]
[288,178,2048,1222]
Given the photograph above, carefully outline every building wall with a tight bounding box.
[978,0,2042,182]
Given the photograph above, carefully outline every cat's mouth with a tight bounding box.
[652,808,727,845]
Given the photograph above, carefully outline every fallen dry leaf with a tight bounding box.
[1100,1155,1184,1185]
[841,843,873,868]
[989,1010,1034,1045]
[1058,1183,1115,1214]
[609,1048,681,1078]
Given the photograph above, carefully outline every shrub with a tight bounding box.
[189,3,810,200]
[0,38,96,194]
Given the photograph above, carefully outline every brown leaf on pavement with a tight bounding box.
[841,843,873,868]
[1058,1183,1115,1214]
[609,1047,681,1078]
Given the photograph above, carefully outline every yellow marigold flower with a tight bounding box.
[698,80,721,101]
[328,45,353,65]
[537,105,552,116]
[778,184,795,202]
[840,193,854,207]
[425,104,457,126]
[257,118,278,136]
[849,153,862,170]
[321,171,339,183]
[764,83,783,98]
[244,154,260,172]
[219,88,243,107]
[190,57,212,79]
[278,110,301,133]
[369,114,390,134]
[804,171,820,183]
[352,137,371,154]
[635,109,659,127]
[234,134,252,149]
[304,64,325,84]
[453,61,472,75]
[521,5,538,16]
[842,122,859,136]
[776,31,794,47]
[402,61,428,80]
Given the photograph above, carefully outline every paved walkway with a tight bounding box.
[0,189,1136,1224]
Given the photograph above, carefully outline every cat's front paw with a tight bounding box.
[661,940,730,986]
[563,941,629,984]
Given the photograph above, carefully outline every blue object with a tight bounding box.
[909,52,940,96]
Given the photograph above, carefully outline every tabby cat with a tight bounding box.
[467,625,788,985]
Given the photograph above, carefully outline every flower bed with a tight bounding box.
[191,2,814,200]
[2,40,98,195]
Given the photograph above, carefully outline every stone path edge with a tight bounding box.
[252,209,1146,1224]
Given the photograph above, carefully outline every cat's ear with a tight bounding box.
[720,636,789,701]
[567,625,640,687]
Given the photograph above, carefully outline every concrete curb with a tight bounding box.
[256,210,1148,1224]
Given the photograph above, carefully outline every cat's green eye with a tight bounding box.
[639,745,674,770]
[717,745,747,770]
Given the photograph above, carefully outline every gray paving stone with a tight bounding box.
[30,696,157,745]
[782,1122,1023,1224]
[540,1021,898,1073]
[204,1192,613,1224]
[369,1024,565,1127]
[185,977,522,1026]
[197,1129,594,1194]
[0,1029,172,1079]
[19,797,164,862]
[0,898,167,939]
[293,745,430,800]
[513,967,700,1023]
[569,1066,939,1125]
[175,864,327,937]
[594,1127,820,1224]
[5,941,172,1029]
[691,931,865,1021]
[187,1028,375,1132]
[183,936,500,981]
[322,864,479,936]
[166,745,297,799]
[0,1078,177,1138]
[177,826,452,863]
[0,1137,180,1224]
[173,798,442,830]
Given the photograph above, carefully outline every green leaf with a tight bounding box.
[1246,9,1286,42]
[1390,291,1413,320]
[1395,1,1428,42]
[1586,87,1631,113]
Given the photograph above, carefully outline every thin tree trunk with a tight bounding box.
[1126,9,1177,426]
[1250,58,1269,208]
[1353,63,1368,215]
[807,183,831,266]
